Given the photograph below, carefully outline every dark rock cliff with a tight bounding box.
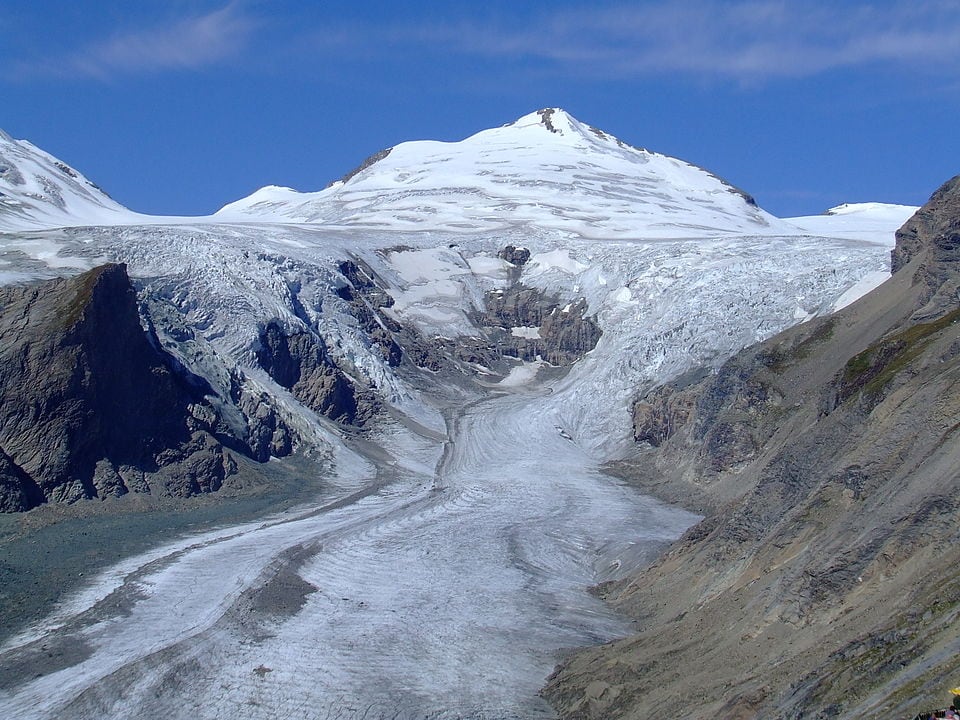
[0,264,270,512]
[544,176,960,720]
[256,318,379,425]
[472,286,601,366]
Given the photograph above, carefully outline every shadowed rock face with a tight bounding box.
[336,259,405,368]
[256,319,379,426]
[497,245,531,267]
[0,264,245,512]
[544,176,960,720]
[257,320,374,424]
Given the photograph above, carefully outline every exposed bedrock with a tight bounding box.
[256,319,379,426]
[472,285,602,367]
[336,257,443,371]
[497,244,531,267]
[544,176,960,720]
[335,253,601,375]
[0,264,250,511]
[890,174,960,313]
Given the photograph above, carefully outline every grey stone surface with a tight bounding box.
[0,264,258,511]
[256,318,378,425]
[545,177,960,720]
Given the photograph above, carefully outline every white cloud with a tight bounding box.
[16,1,960,84]
[23,4,255,79]
[350,0,960,81]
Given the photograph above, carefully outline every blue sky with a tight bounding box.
[1,0,958,218]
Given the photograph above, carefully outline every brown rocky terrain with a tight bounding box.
[0,264,287,511]
[543,176,960,719]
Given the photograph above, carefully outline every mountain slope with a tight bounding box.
[0,264,297,511]
[543,176,960,719]
[216,108,792,238]
[0,131,137,231]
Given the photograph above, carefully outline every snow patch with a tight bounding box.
[511,326,542,339]
[498,359,545,386]
[527,249,588,276]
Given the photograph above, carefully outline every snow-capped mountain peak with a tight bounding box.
[500,107,599,142]
[0,130,136,231]
[216,109,789,238]
[504,108,639,151]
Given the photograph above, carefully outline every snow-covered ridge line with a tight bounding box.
[785,202,918,243]
[0,132,144,232]
[0,109,918,243]
[214,108,789,238]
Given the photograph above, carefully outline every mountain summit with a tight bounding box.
[216,108,788,237]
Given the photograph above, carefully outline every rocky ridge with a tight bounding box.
[0,264,294,511]
[543,176,960,719]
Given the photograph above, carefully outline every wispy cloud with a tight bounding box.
[321,0,960,82]
[14,1,960,85]
[18,4,255,80]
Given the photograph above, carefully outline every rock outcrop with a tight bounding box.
[0,264,257,511]
[544,176,960,719]
[497,244,531,267]
[256,319,379,426]
[334,252,600,376]
[470,285,602,367]
[890,175,960,276]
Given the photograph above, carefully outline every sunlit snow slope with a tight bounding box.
[0,130,140,231]
[786,202,919,242]
[216,108,794,238]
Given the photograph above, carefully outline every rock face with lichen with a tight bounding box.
[0,264,278,512]
[543,176,960,720]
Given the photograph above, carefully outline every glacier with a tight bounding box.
[0,109,918,718]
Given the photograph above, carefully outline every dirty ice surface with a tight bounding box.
[0,375,695,720]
